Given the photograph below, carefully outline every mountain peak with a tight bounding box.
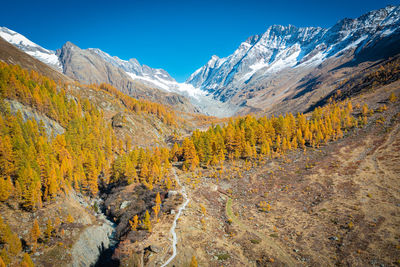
[128,58,140,66]
[63,41,79,49]
[245,35,261,45]
[186,4,400,108]
[208,55,220,65]
[0,26,63,71]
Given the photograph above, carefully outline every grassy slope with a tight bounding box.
[146,80,400,266]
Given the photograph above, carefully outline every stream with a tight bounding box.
[93,168,189,267]
[160,168,190,267]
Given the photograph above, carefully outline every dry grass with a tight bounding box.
[148,85,400,266]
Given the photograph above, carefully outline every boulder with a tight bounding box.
[145,245,161,254]
[167,191,178,198]
[120,201,131,210]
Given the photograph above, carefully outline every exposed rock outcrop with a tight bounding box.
[69,214,115,267]
[6,99,65,137]
[56,42,196,112]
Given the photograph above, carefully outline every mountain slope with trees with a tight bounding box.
[0,4,399,267]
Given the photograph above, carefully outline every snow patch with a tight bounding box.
[381,28,396,37]
[126,72,169,91]
[0,27,63,71]
[25,50,61,69]
[268,48,301,72]
[333,35,368,56]
[0,27,37,47]
[126,72,206,99]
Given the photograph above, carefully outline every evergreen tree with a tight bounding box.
[0,176,13,201]
[20,253,34,267]
[129,215,139,231]
[84,154,98,196]
[45,219,53,239]
[182,138,199,171]
[389,92,397,103]
[190,255,198,267]
[30,219,41,248]
[143,210,152,232]
[0,136,15,178]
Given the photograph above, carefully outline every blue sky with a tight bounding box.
[1,0,399,82]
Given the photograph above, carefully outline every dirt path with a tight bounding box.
[371,124,400,176]
[152,110,400,266]
[160,168,190,267]
[225,197,297,266]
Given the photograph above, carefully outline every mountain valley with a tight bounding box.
[0,4,399,267]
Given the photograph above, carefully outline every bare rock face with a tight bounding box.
[120,201,131,210]
[7,99,65,137]
[69,218,114,267]
[56,42,196,112]
[64,192,116,267]
[111,112,126,128]
[167,191,178,198]
[145,245,161,253]
[57,42,138,95]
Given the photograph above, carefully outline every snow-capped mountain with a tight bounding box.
[0,27,63,71]
[1,5,399,117]
[0,26,208,109]
[87,48,205,99]
[186,5,400,102]
[0,26,215,113]
[82,48,231,115]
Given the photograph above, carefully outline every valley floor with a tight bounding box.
[146,99,400,266]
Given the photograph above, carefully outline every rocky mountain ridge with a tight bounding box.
[0,28,198,113]
[1,5,399,117]
[187,5,400,96]
[0,26,63,71]
[186,5,400,115]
